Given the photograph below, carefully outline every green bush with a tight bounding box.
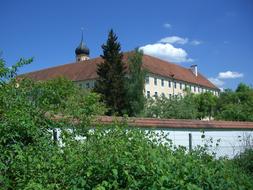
[234,148,253,176]
[1,58,253,189]
[2,125,253,189]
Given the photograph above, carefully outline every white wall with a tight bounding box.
[52,127,252,159]
[150,129,253,158]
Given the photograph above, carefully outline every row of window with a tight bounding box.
[146,89,217,98]
[146,77,216,94]
[146,91,182,99]
[77,79,217,96]
[147,77,185,89]
[78,82,93,89]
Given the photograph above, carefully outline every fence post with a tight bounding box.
[189,133,192,152]
[53,128,58,143]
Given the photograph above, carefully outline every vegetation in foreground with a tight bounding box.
[1,58,253,189]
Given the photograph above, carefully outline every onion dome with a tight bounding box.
[75,31,89,56]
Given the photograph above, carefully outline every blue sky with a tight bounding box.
[1,0,253,89]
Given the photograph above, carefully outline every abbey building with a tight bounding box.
[23,35,220,97]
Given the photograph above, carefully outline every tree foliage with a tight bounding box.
[94,29,127,116]
[125,50,146,116]
[1,57,253,189]
[216,83,253,121]
[0,57,33,84]
[194,92,218,120]
[142,94,198,119]
[234,148,253,176]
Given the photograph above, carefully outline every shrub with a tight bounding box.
[1,58,253,189]
[2,125,253,189]
[234,148,253,176]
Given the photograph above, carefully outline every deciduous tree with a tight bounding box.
[125,49,146,116]
[216,83,253,121]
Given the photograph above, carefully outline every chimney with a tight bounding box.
[190,65,198,76]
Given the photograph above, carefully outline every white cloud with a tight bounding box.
[158,36,202,46]
[209,71,244,88]
[218,71,244,79]
[208,77,225,87]
[158,36,189,45]
[163,23,172,28]
[139,43,193,63]
[191,40,202,46]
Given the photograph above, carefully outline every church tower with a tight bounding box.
[75,30,90,62]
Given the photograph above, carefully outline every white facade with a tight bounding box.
[144,74,219,98]
[75,73,219,98]
[75,79,95,89]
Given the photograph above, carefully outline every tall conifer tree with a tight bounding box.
[94,29,127,115]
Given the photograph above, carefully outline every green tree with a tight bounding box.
[125,49,146,116]
[195,92,217,120]
[216,83,253,121]
[0,56,32,84]
[94,29,127,116]
[142,94,198,119]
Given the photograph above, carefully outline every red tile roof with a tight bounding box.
[142,55,218,89]
[97,116,253,130]
[21,53,218,89]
